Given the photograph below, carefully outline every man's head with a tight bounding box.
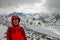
[11,15,20,26]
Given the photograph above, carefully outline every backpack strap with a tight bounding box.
[20,27,25,36]
[8,27,12,40]
[20,27,27,40]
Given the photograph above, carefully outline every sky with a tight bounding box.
[0,0,60,14]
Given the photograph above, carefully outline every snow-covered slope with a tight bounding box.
[25,24,60,38]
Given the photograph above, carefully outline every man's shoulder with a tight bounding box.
[7,27,11,32]
[20,27,24,30]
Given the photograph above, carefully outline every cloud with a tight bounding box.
[0,0,42,13]
[0,0,60,14]
[0,0,41,8]
[0,0,49,14]
[46,0,60,8]
[46,0,60,12]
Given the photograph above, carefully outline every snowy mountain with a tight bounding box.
[5,12,27,18]
[1,12,60,26]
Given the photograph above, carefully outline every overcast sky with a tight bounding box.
[0,0,60,14]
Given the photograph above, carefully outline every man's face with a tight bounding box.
[13,19,19,25]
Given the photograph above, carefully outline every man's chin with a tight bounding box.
[14,24,19,26]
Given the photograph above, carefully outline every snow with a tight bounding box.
[0,13,60,40]
[0,22,60,40]
[25,24,60,38]
[0,24,7,40]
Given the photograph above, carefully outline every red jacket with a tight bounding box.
[6,15,27,40]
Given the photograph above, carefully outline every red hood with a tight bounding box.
[12,15,20,20]
[11,15,20,27]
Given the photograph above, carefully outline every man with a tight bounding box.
[6,15,27,40]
